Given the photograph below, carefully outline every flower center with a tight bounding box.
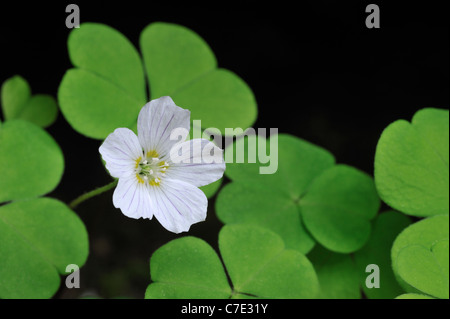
[135,151,169,186]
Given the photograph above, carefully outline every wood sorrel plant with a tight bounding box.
[0,22,448,300]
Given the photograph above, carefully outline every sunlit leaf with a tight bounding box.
[375,108,449,217]
[391,214,449,299]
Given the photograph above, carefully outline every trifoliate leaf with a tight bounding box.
[375,108,449,217]
[1,75,58,128]
[146,224,319,299]
[140,22,257,135]
[219,224,319,299]
[58,23,147,139]
[354,211,411,299]
[0,198,89,298]
[391,214,449,299]
[217,134,379,254]
[0,120,64,203]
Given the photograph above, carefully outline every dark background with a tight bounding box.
[1,1,448,298]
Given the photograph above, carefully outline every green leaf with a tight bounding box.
[140,22,257,135]
[354,211,411,299]
[391,214,449,299]
[224,134,336,197]
[375,108,449,217]
[58,23,146,139]
[146,224,319,299]
[0,120,64,203]
[216,181,315,254]
[199,177,223,199]
[1,75,30,120]
[217,134,379,254]
[307,245,361,299]
[220,224,319,299]
[1,75,58,128]
[300,165,380,253]
[395,293,435,299]
[0,198,89,299]
[145,236,231,299]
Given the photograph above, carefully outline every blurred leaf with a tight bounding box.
[0,198,89,298]
[217,134,380,254]
[140,22,257,135]
[1,75,58,128]
[146,224,319,299]
[354,211,411,299]
[0,120,64,203]
[199,177,223,199]
[58,23,146,139]
[307,245,361,299]
[375,108,449,217]
[391,214,449,299]
[396,293,435,299]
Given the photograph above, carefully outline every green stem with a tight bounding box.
[69,180,118,209]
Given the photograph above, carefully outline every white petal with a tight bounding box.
[167,138,225,187]
[99,128,143,178]
[149,179,208,233]
[113,175,153,219]
[137,96,190,157]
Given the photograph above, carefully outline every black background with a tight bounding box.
[0,1,448,299]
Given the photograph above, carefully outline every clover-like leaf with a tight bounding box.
[391,214,449,299]
[59,22,257,140]
[0,120,64,203]
[307,245,361,299]
[145,236,231,299]
[217,134,380,254]
[58,23,147,139]
[354,211,411,299]
[1,75,58,128]
[0,198,89,299]
[140,22,257,135]
[375,108,449,217]
[146,224,319,299]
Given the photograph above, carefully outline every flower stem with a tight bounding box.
[69,179,118,209]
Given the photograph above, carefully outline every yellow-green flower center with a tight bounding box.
[135,151,169,186]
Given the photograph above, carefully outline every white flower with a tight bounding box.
[99,96,225,233]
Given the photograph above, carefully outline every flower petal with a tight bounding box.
[167,138,225,187]
[99,128,143,178]
[113,174,153,219]
[137,96,190,157]
[149,179,208,233]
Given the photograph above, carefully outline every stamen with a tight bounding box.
[135,150,169,187]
